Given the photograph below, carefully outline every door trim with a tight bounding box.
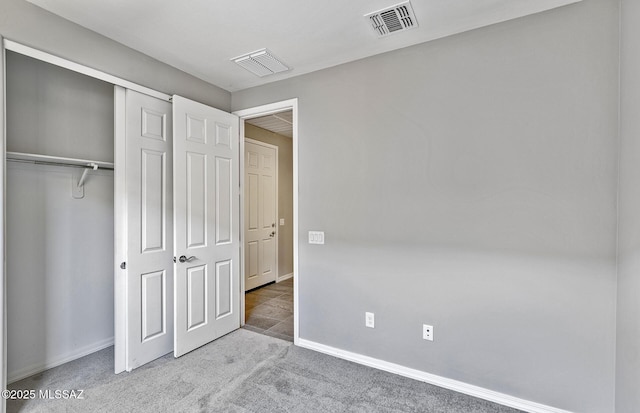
[233,99,299,344]
[244,138,279,289]
[1,33,7,413]
[113,86,127,374]
[3,40,171,103]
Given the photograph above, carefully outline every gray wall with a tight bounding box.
[245,124,294,279]
[616,0,640,411]
[232,1,619,412]
[6,52,114,160]
[0,0,230,111]
[6,52,114,381]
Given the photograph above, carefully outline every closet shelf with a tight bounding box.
[6,151,114,170]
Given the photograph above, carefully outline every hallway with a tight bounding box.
[243,278,293,341]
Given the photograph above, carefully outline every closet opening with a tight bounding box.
[5,50,116,389]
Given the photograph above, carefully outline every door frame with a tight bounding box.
[244,137,279,290]
[233,99,299,344]
[1,34,7,413]
[113,86,127,374]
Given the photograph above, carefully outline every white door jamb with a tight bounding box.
[1,33,7,413]
[233,99,299,344]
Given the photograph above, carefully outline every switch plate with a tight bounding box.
[308,231,324,244]
[423,324,434,341]
[280,218,285,226]
[365,312,375,328]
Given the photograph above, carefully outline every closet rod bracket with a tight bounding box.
[72,163,99,199]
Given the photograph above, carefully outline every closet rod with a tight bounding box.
[6,151,114,170]
[6,158,114,171]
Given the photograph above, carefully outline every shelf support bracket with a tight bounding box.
[72,163,98,199]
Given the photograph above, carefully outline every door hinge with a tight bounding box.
[120,262,126,270]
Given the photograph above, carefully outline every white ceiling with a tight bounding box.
[27,0,581,93]
[246,111,293,138]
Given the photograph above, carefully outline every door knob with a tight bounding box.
[179,255,196,263]
[269,231,276,238]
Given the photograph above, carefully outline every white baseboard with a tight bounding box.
[277,272,293,282]
[296,338,573,413]
[8,337,114,384]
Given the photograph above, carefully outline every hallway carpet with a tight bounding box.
[8,329,521,413]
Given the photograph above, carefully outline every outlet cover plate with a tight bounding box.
[423,324,433,341]
[365,312,375,328]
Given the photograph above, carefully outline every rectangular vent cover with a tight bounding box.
[231,49,290,77]
[365,1,418,37]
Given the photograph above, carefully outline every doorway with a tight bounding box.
[234,100,299,344]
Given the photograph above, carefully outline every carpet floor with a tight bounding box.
[8,329,522,413]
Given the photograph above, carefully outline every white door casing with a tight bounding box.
[1,34,7,413]
[172,95,240,357]
[114,86,126,374]
[244,139,278,291]
[123,89,174,371]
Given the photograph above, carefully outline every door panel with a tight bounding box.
[187,265,207,330]
[216,157,233,244]
[125,90,174,371]
[141,150,166,252]
[187,152,207,248]
[244,140,278,291]
[141,270,166,341]
[248,174,259,230]
[262,238,275,274]
[248,241,259,278]
[261,174,274,229]
[216,260,233,318]
[173,95,240,358]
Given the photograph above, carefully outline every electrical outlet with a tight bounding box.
[423,324,433,341]
[280,218,285,226]
[365,312,375,328]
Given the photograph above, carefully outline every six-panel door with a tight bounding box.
[120,91,241,369]
[244,140,278,291]
[172,95,240,357]
[125,90,174,370]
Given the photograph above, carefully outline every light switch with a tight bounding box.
[280,218,285,226]
[308,231,325,244]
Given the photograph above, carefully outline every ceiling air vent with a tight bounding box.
[231,49,290,77]
[365,1,418,37]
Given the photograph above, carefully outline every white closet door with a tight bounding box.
[124,90,174,370]
[244,140,278,291]
[172,95,240,357]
